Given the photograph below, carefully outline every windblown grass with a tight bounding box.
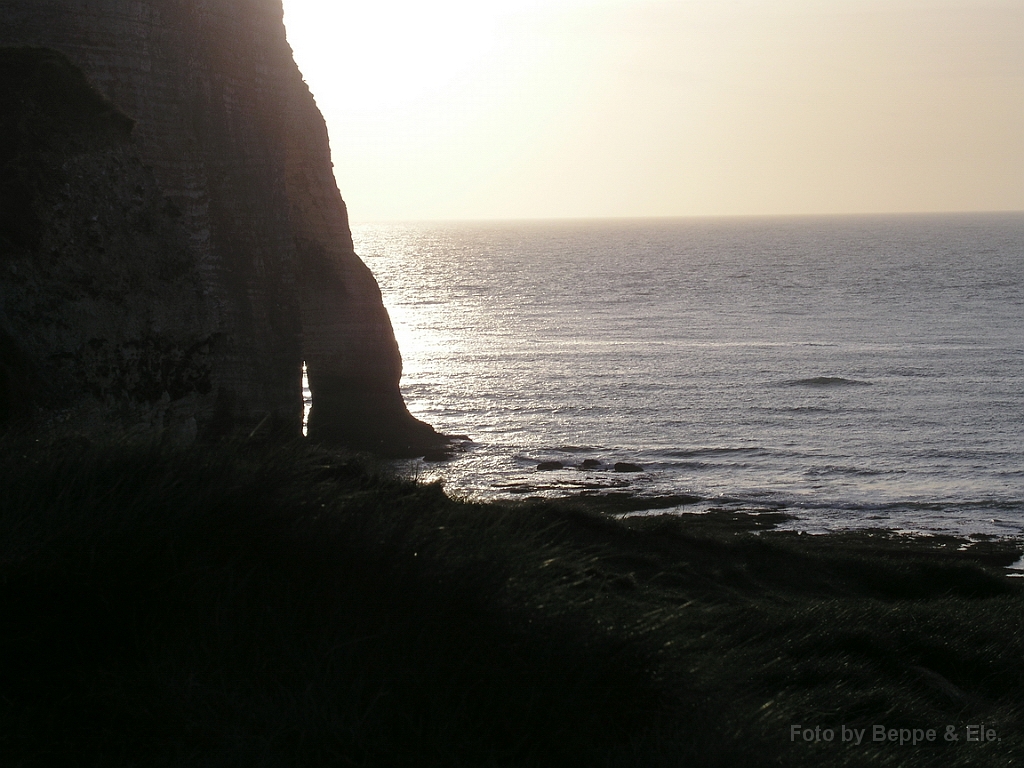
[1,438,1021,766]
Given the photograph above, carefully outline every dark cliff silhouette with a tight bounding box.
[0,0,444,455]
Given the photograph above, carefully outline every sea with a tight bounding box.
[338,212,1024,538]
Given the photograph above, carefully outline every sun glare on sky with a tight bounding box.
[283,0,1024,221]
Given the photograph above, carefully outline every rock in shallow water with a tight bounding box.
[537,461,565,471]
[614,462,644,473]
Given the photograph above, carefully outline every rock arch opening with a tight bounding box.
[302,362,311,437]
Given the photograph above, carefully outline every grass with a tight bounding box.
[1,438,1022,766]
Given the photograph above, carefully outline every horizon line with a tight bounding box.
[349,208,1024,226]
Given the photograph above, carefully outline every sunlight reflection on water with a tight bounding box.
[353,214,1024,536]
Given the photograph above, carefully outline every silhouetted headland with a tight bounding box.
[0,0,446,456]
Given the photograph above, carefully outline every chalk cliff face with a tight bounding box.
[0,0,443,454]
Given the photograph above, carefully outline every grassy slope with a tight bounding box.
[1,440,1021,767]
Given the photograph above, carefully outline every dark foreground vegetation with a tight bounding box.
[1,439,1022,767]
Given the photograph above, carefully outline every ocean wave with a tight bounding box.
[779,376,873,387]
[786,498,1024,515]
[493,478,632,494]
[663,447,766,458]
[663,461,713,471]
[803,465,907,477]
[887,367,939,378]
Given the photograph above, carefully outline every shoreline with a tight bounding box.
[406,452,1024,542]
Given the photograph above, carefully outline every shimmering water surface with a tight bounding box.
[348,213,1024,536]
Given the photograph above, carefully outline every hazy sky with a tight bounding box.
[282,0,1023,221]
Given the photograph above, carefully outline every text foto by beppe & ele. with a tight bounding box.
[790,724,1000,746]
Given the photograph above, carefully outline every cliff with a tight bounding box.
[0,0,444,455]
